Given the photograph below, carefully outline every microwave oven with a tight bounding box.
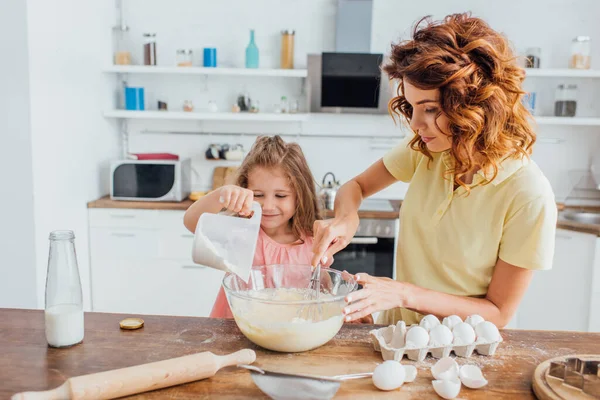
[110,159,191,202]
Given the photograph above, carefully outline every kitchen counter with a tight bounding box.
[3,309,600,399]
[87,196,402,219]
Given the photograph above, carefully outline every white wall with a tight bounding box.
[26,0,120,309]
[0,0,38,308]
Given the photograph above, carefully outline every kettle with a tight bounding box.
[319,172,340,211]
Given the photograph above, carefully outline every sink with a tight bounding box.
[561,210,600,225]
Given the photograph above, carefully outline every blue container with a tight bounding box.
[125,87,145,110]
[245,30,259,68]
[203,48,217,67]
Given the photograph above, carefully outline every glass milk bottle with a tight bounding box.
[44,230,84,348]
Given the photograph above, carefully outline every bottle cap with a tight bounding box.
[119,317,144,330]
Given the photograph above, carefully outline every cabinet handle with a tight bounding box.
[110,233,136,238]
[109,214,136,219]
[556,233,573,240]
[350,237,378,245]
[181,234,195,238]
[181,264,206,269]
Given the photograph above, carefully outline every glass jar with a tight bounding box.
[570,36,591,69]
[45,230,84,348]
[554,84,577,117]
[280,30,295,69]
[525,47,541,68]
[143,33,157,66]
[279,96,289,113]
[113,25,131,65]
[183,100,194,112]
[176,49,193,67]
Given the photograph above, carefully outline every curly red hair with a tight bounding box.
[384,13,535,189]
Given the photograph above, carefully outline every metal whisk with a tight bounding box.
[297,264,323,321]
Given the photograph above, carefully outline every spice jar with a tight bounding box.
[280,30,295,69]
[143,33,157,66]
[570,36,591,69]
[183,100,194,112]
[176,49,193,67]
[113,25,131,65]
[554,84,577,117]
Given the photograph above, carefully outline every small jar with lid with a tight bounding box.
[569,36,591,69]
[554,84,578,117]
[113,25,131,65]
[143,33,157,66]
[280,30,295,69]
[176,49,193,67]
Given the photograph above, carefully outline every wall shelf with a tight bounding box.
[525,69,600,78]
[103,65,308,78]
[104,110,309,122]
[535,117,600,126]
[104,110,600,126]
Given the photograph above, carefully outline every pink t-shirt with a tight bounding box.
[209,228,314,318]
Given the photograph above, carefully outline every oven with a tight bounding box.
[330,218,398,280]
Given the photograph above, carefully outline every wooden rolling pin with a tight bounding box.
[12,349,256,400]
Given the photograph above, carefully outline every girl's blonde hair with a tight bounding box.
[384,13,536,190]
[236,135,321,241]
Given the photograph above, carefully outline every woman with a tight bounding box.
[311,13,557,328]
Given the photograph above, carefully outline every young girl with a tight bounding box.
[183,135,322,318]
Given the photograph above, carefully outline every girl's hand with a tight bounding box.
[218,185,254,216]
[311,214,359,267]
[343,273,408,322]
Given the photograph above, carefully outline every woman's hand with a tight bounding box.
[218,185,254,216]
[311,214,360,267]
[343,273,409,322]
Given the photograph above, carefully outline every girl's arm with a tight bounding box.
[344,258,533,328]
[183,185,254,233]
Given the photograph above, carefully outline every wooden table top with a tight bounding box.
[2,309,600,399]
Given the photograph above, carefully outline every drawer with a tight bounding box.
[157,230,195,262]
[90,228,159,259]
[155,210,188,232]
[91,259,223,317]
[89,208,159,229]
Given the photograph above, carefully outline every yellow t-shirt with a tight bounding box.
[378,135,557,326]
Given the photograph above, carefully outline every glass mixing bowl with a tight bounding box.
[223,264,357,352]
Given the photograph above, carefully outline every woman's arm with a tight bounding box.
[344,258,533,328]
[311,159,398,266]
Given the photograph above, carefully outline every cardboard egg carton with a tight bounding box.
[369,321,503,362]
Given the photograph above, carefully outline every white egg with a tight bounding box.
[475,321,500,343]
[452,322,476,345]
[403,365,418,382]
[459,365,488,389]
[372,360,406,391]
[442,315,462,330]
[432,378,462,399]
[431,357,460,381]
[465,314,485,328]
[405,326,429,348]
[428,324,453,347]
[419,314,441,332]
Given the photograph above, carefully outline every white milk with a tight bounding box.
[45,304,84,347]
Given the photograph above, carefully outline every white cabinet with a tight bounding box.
[517,229,597,331]
[89,209,223,317]
[588,239,600,332]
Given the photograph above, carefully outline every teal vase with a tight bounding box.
[245,29,259,68]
